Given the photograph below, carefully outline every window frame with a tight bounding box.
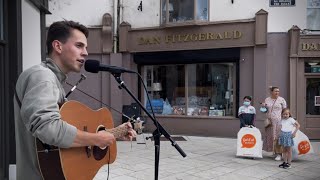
[28,0,50,14]
[305,76,320,116]
[305,59,320,116]
[161,0,210,26]
[0,0,4,41]
[306,0,320,31]
[28,0,51,60]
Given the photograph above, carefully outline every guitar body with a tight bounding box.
[36,100,117,180]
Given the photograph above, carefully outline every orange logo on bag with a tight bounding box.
[298,141,311,155]
[241,134,256,148]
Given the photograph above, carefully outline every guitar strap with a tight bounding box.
[14,88,52,151]
[14,88,22,108]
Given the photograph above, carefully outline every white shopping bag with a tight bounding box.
[292,130,314,159]
[236,126,263,158]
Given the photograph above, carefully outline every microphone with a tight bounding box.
[84,59,135,74]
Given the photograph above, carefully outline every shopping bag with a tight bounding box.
[236,126,263,158]
[162,98,173,115]
[292,130,314,159]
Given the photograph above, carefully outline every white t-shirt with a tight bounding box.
[280,117,296,132]
[238,105,256,115]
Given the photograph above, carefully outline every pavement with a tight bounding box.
[94,134,320,180]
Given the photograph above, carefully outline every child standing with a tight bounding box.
[238,96,256,128]
[278,108,300,169]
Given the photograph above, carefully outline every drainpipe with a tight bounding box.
[113,0,118,53]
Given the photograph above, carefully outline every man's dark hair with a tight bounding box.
[46,20,89,55]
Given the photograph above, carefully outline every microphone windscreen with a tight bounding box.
[85,59,100,73]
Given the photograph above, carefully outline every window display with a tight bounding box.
[306,78,320,115]
[143,63,235,117]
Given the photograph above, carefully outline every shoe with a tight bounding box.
[279,162,286,168]
[283,163,291,169]
[275,155,281,161]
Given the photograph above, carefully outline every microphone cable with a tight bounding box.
[65,80,133,121]
[133,72,161,138]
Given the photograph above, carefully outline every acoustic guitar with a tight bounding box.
[36,100,137,180]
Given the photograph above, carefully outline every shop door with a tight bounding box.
[305,77,320,139]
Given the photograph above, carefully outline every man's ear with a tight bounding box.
[52,40,62,54]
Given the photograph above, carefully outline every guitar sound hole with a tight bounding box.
[93,126,108,160]
[93,145,108,160]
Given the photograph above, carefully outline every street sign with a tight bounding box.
[270,0,295,7]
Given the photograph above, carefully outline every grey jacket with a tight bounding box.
[14,58,77,180]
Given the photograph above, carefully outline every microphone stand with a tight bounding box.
[112,73,187,180]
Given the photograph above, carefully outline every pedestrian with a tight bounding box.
[238,96,256,128]
[278,108,300,169]
[261,86,287,161]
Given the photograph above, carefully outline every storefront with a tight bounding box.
[289,27,320,139]
[117,10,271,137]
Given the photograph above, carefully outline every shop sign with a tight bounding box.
[138,30,242,45]
[270,0,295,7]
[301,43,320,51]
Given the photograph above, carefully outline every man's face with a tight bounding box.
[58,29,88,73]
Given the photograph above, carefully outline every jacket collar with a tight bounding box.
[42,58,67,83]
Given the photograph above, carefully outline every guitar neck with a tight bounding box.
[106,126,129,138]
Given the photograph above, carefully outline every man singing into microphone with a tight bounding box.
[13,20,137,180]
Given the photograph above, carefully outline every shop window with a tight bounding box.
[305,59,320,73]
[307,0,320,30]
[306,78,320,115]
[161,0,208,24]
[143,63,235,117]
[144,65,185,115]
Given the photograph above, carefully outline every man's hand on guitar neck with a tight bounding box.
[117,122,137,141]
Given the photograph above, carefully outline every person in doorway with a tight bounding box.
[278,108,300,169]
[13,20,137,179]
[261,86,287,161]
[238,96,256,128]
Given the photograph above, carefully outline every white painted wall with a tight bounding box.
[210,0,307,32]
[47,0,160,28]
[121,0,160,28]
[268,1,307,32]
[22,0,41,70]
[46,0,113,27]
[46,0,308,32]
